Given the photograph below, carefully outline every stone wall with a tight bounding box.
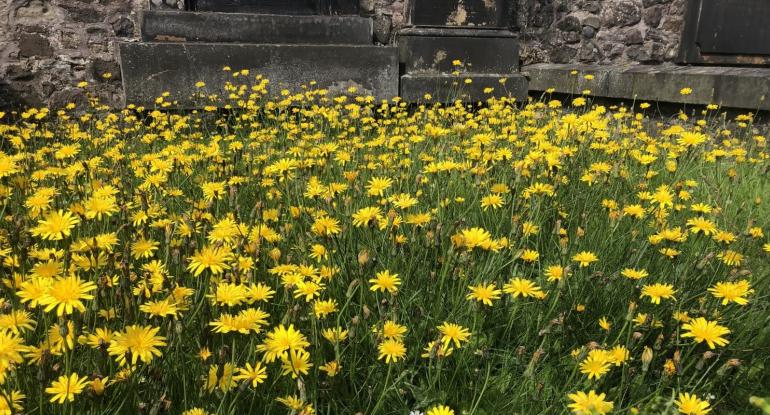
[0,0,145,109]
[0,0,686,109]
[365,0,688,66]
[517,0,686,65]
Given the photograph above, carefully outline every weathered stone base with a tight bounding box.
[524,63,770,110]
[141,11,373,44]
[397,27,519,73]
[119,42,399,107]
[400,73,528,102]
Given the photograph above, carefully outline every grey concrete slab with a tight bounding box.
[400,73,527,103]
[119,42,398,107]
[524,63,770,110]
[398,29,519,74]
[141,11,372,44]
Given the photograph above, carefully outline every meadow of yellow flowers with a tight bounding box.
[0,72,768,415]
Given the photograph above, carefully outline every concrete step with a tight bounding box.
[141,11,372,44]
[118,42,398,107]
[398,27,519,74]
[400,73,528,102]
[524,63,770,110]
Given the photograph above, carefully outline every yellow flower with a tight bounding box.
[579,351,611,380]
[598,317,611,331]
[621,268,648,280]
[311,215,341,236]
[681,317,730,349]
[257,324,310,363]
[45,373,89,404]
[369,270,401,294]
[453,227,497,251]
[280,348,313,378]
[607,345,630,366]
[437,322,471,348]
[520,249,540,263]
[708,280,753,305]
[352,206,383,227]
[680,87,693,95]
[466,282,502,306]
[686,217,717,236]
[572,97,586,107]
[0,390,25,413]
[108,325,167,366]
[544,265,567,282]
[31,210,80,240]
[641,283,676,304]
[39,275,96,316]
[322,327,348,343]
[366,176,393,197]
[0,330,27,367]
[187,245,233,276]
[503,277,545,299]
[568,390,614,415]
[572,251,598,267]
[313,360,336,378]
[480,194,505,210]
[427,405,455,415]
[675,392,711,415]
[377,339,406,363]
[380,320,407,340]
[139,298,179,318]
[717,250,743,266]
[90,376,109,395]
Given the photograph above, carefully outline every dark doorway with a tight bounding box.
[408,0,514,28]
[193,0,359,15]
[679,0,770,65]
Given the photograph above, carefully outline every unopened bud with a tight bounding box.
[641,346,653,372]
[357,249,370,266]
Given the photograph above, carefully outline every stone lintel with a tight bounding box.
[141,11,373,44]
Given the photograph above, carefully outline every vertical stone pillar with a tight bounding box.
[397,0,528,102]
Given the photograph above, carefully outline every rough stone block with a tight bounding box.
[18,33,53,57]
[119,42,399,107]
[524,63,770,110]
[141,11,373,44]
[398,27,519,74]
[400,73,528,103]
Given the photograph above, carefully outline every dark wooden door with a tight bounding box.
[193,0,358,15]
[679,0,770,64]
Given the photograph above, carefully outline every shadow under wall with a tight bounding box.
[0,82,32,110]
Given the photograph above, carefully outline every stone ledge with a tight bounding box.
[523,63,770,110]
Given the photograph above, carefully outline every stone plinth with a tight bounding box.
[119,43,399,107]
